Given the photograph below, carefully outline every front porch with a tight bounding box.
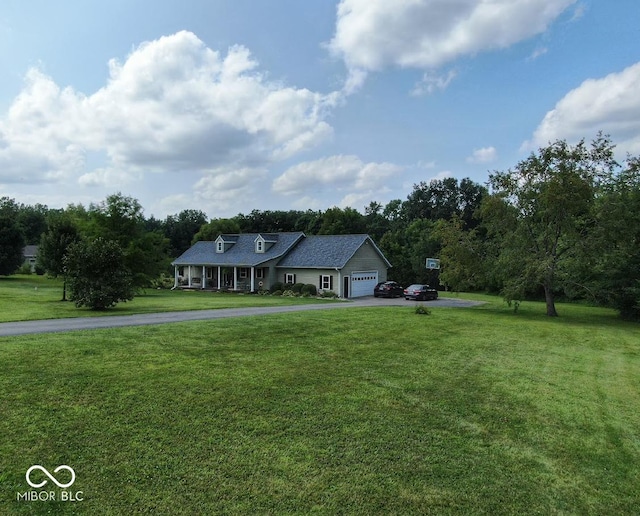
[173,265,267,292]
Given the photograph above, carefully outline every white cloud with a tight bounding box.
[0,31,337,190]
[194,167,269,213]
[527,47,548,61]
[272,155,403,196]
[329,0,576,91]
[466,146,497,163]
[524,61,640,155]
[411,69,457,96]
[429,170,454,182]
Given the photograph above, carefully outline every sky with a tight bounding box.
[1,0,639,219]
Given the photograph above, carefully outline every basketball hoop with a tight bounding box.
[426,258,440,270]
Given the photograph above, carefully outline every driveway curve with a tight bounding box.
[0,296,483,337]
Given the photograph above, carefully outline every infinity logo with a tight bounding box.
[26,465,76,489]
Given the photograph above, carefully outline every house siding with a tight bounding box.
[277,268,338,292]
[278,242,388,297]
[341,241,388,281]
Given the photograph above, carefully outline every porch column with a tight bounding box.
[202,266,206,289]
[188,266,192,287]
[250,267,255,292]
[217,266,221,289]
[233,267,238,291]
[174,265,178,288]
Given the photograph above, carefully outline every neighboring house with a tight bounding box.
[171,232,391,298]
[22,245,39,272]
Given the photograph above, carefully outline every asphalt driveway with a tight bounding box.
[0,296,483,337]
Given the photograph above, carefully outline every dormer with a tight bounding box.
[255,234,277,253]
[215,234,238,253]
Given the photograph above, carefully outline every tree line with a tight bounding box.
[1,133,638,318]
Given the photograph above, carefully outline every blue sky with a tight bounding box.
[1,0,639,218]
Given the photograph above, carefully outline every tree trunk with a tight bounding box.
[544,283,558,317]
[62,279,67,302]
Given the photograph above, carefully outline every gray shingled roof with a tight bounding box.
[276,234,391,269]
[172,232,305,266]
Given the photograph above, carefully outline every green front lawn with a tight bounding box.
[1,300,639,514]
[0,275,333,322]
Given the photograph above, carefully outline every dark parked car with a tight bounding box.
[404,284,438,301]
[373,281,404,298]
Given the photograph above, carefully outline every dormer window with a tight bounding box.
[255,234,276,253]
[216,240,224,253]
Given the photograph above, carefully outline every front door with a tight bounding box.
[343,276,350,298]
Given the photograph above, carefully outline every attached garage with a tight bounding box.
[274,234,391,298]
[349,271,379,298]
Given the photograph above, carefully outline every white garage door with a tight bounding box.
[350,271,378,298]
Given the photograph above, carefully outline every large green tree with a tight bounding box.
[37,213,81,300]
[163,209,208,257]
[87,193,170,288]
[485,135,617,316]
[0,198,25,276]
[581,157,640,319]
[192,218,241,243]
[65,237,134,310]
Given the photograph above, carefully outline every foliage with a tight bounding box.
[234,209,322,234]
[435,217,488,291]
[162,209,208,257]
[15,202,49,244]
[0,198,25,276]
[37,212,81,300]
[317,206,367,235]
[192,218,241,243]
[585,157,640,319]
[270,281,284,294]
[485,134,618,316]
[301,283,317,296]
[64,237,135,310]
[414,304,431,315]
[84,193,170,288]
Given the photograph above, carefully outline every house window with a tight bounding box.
[320,275,332,290]
[216,241,224,253]
[256,268,264,279]
[285,273,296,284]
[206,268,213,279]
[256,240,264,253]
[240,268,249,279]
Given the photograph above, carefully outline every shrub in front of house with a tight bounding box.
[301,284,317,296]
[282,289,298,297]
[292,283,305,294]
[271,289,283,296]
[270,282,284,294]
[16,263,32,275]
[320,290,337,298]
[151,273,175,289]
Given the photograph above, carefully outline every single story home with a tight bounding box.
[171,232,391,298]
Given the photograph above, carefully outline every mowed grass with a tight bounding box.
[1,301,639,514]
[0,275,333,322]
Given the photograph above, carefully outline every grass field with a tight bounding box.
[1,294,638,514]
[0,275,334,323]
